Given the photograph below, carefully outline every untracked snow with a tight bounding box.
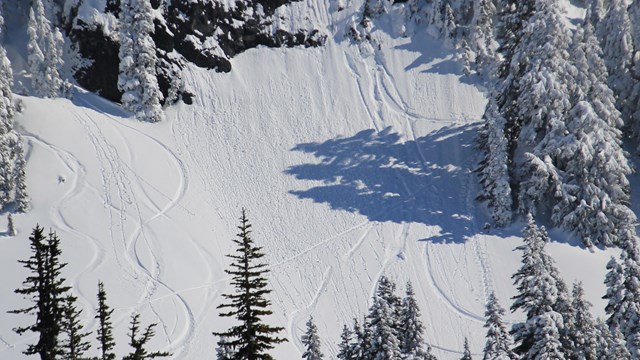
[0,0,618,359]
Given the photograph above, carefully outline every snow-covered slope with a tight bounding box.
[0,1,617,359]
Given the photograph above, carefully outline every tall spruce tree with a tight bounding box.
[118,0,164,122]
[365,277,402,360]
[60,294,92,360]
[399,282,430,359]
[301,316,324,360]
[336,325,354,360]
[565,282,597,360]
[95,281,116,360]
[214,209,286,359]
[10,226,71,360]
[461,338,472,360]
[510,215,565,359]
[122,314,171,360]
[482,292,516,360]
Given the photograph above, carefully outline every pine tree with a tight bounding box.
[7,213,15,236]
[425,345,438,360]
[27,0,69,98]
[216,335,235,360]
[301,316,324,360]
[565,282,598,360]
[609,327,632,359]
[9,226,71,360]
[399,282,429,358]
[469,0,498,78]
[599,0,635,127]
[603,256,625,331]
[12,137,29,213]
[118,0,164,122]
[60,294,92,360]
[336,325,354,360]
[461,338,472,360]
[351,318,370,360]
[476,97,512,227]
[95,281,116,360]
[482,292,516,360]
[365,278,402,360]
[617,229,640,357]
[510,215,565,358]
[122,314,171,360]
[213,209,286,359]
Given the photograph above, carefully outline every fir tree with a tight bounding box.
[565,282,597,360]
[336,325,353,360]
[216,335,235,360]
[609,327,632,359]
[482,292,516,360]
[399,282,429,358]
[603,256,625,331]
[27,0,69,98]
[301,316,323,360]
[122,314,171,360]
[118,0,164,122]
[617,229,640,357]
[510,215,565,358]
[350,318,370,360]
[461,338,472,360]
[7,213,15,236]
[213,209,286,359]
[9,226,71,360]
[60,294,92,360]
[95,281,116,360]
[365,278,402,360]
[425,345,438,360]
[469,0,498,78]
[12,138,29,213]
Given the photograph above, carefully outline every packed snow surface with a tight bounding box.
[0,0,618,358]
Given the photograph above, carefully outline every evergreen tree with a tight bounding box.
[510,215,565,358]
[301,316,323,360]
[425,345,438,360]
[482,292,516,360]
[350,318,370,360]
[216,335,235,360]
[399,282,430,359]
[336,325,354,360]
[594,319,612,359]
[95,281,116,360]
[213,209,286,359]
[617,229,640,357]
[7,213,15,236]
[603,256,625,331]
[60,294,92,360]
[469,0,498,78]
[609,327,632,360]
[118,0,164,122]
[365,277,402,360]
[461,338,472,360]
[9,226,71,360]
[599,0,635,127]
[565,282,597,360]
[122,314,171,360]
[476,97,512,227]
[27,0,69,98]
[12,137,29,213]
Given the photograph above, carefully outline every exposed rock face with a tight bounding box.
[63,0,326,104]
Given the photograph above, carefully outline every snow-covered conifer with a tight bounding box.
[604,256,626,331]
[511,215,565,358]
[442,4,457,48]
[599,0,635,125]
[476,97,512,227]
[609,327,632,360]
[425,345,438,360]
[11,137,29,213]
[350,318,369,360]
[617,229,640,357]
[461,338,472,360]
[216,335,235,360]
[399,282,430,358]
[118,0,164,122]
[336,325,354,360]
[469,0,498,78]
[27,0,69,98]
[301,316,324,360]
[365,282,402,360]
[482,292,516,360]
[7,213,14,236]
[565,282,597,360]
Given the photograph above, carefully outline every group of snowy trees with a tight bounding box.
[0,2,29,213]
[299,276,439,360]
[475,0,640,247]
[10,225,170,360]
[299,215,640,359]
[24,0,164,122]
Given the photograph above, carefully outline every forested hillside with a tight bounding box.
[2,0,640,359]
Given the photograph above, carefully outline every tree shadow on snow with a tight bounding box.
[285,125,484,243]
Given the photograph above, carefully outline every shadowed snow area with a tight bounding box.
[0,1,619,359]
